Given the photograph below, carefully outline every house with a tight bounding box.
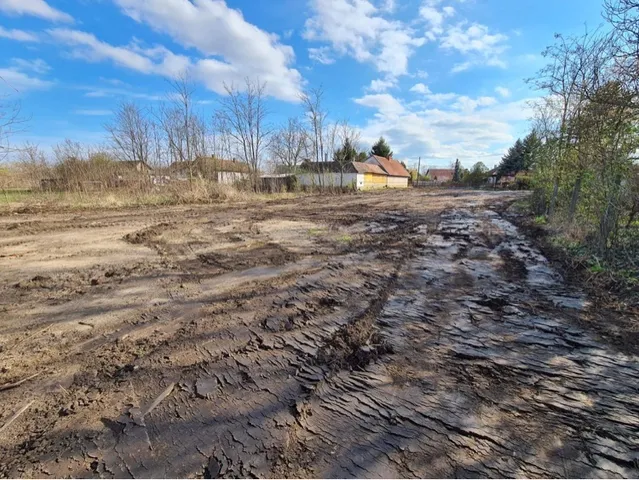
[170,157,250,184]
[296,161,388,190]
[487,169,531,188]
[426,168,455,183]
[364,155,410,188]
[116,160,153,174]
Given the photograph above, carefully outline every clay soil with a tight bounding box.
[0,189,637,478]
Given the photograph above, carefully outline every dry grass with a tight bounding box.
[0,180,299,212]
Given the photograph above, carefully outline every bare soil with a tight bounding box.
[0,189,637,478]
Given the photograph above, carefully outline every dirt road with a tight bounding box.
[0,190,637,478]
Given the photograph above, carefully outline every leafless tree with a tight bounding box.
[269,118,307,173]
[332,120,362,187]
[215,78,271,188]
[104,102,152,166]
[301,87,328,164]
[0,92,26,161]
[158,73,208,180]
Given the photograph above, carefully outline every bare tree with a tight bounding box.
[301,87,328,164]
[215,79,271,188]
[159,73,208,180]
[0,92,26,161]
[269,117,307,173]
[104,102,152,166]
[332,121,361,187]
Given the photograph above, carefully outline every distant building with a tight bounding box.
[170,157,250,184]
[295,159,405,190]
[426,168,455,183]
[116,160,153,174]
[364,155,410,188]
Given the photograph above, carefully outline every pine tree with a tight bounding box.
[452,159,462,182]
[497,138,526,177]
[370,137,393,158]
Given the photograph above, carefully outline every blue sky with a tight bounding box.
[0,0,605,169]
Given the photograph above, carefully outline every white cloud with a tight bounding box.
[368,77,397,92]
[49,29,161,73]
[451,61,471,73]
[354,93,405,116]
[354,91,534,166]
[410,83,431,94]
[0,67,53,92]
[0,26,39,42]
[73,109,112,116]
[495,86,511,98]
[81,86,164,102]
[0,0,73,23]
[11,58,50,74]
[442,23,509,73]
[308,46,335,65]
[452,95,497,113]
[303,0,426,78]
[113,0,303,101]
[441,22,507,60]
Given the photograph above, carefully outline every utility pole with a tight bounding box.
[416,156,421,188]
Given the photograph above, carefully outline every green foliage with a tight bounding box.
[462,162,489,187]
[334,137,358,166]
[370,137,392,158]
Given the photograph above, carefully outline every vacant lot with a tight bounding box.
[0,189,637,478]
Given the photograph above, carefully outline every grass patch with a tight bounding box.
[337,234,353,243]
[307,227,327,236]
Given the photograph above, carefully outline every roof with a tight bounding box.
[427,168,454,178]
[351,162,387,175]
[170,157,250,174]
[369,155,410,177]
[198,157,250,173]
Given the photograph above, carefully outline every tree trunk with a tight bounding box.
[598,174,623,256]
[568,173,583,222]
[548,177,560,217]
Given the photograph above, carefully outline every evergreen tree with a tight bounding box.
[334,137,359,187]
[452,159,462,182]
[370,137,393,158]
[497,138,526,177]
[522,131,541,170]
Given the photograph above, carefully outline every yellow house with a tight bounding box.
[364,155,410,188]
[352,162,388,189]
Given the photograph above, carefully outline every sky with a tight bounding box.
[0,0,606,169]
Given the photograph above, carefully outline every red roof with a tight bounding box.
[351,162,387,175]
[369,155,410,177]
[427,169,454,179]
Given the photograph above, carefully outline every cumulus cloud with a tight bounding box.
[303,0,426,78]
[367,77,397,93]
[354,93,406,116]
[354,91,534,166]
[0,0,73,23]
[0,26,39,42]
[409,83,431,94]
[113,0,303,101]
[441,22,508,71]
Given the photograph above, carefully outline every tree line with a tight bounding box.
[1,72,401,191]
[493,0,639,260]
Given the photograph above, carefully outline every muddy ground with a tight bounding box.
[0,189,638,479]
